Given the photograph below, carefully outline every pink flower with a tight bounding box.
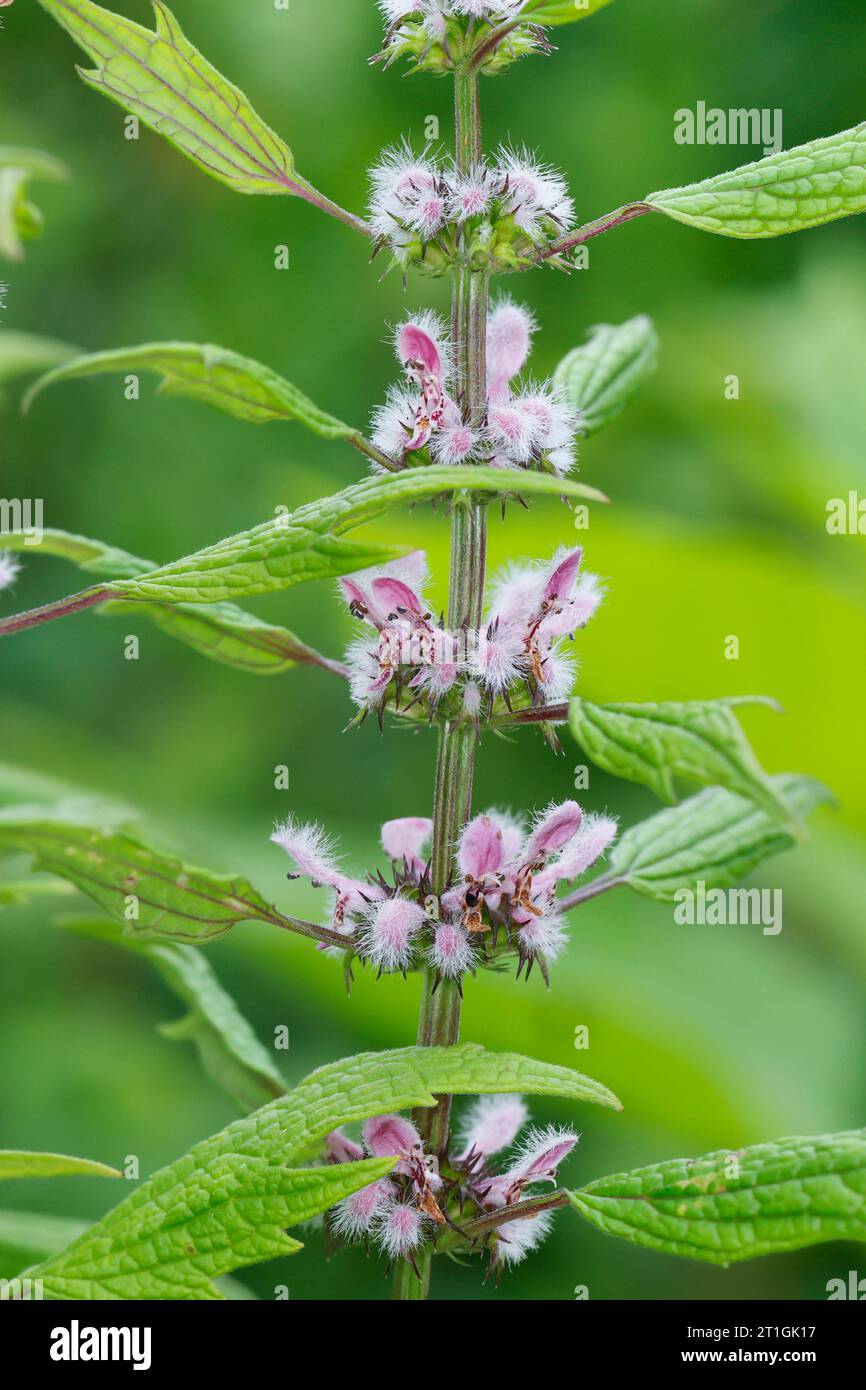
[429,921,475,978]
[496,146,575,236]
[325,1129,365,1164]
[478,1124,579,1209]
[495,1209,554,1266]
[393,312,451,453]
[458,1094,528,1159]
[270,819,379,934]
[375,1201,426,1258]
[446,797,616,971]
[487,298,534,403]
[368,145,445,242]
[360,895,427,973]
[381,816,433,873]
[477,546,603,701]
[363,1113,424,1167]
[331,1178,393,1239]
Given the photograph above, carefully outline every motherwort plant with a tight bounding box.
[0,2,864,1300]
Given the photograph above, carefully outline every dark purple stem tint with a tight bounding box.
[536,203,654,263]
[0,588,111,637]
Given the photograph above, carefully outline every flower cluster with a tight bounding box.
[327,1095,577,1272]
[271,796,616,981]
[375,3,549,77]
[369,145,574,273]
[339,543,601,719]
[371,301,579,473]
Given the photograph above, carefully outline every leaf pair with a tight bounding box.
[0,528,344,677]
[26,1044,619,1299]
[0,468,605,639]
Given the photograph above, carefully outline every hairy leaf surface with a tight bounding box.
[646,125,866,237]
[569,696,797,829]
[1,529,341,676]
[607,774,832,901]
[0,816,297,944]
[553,316,658,436]
[24,341,355,437]
[29,1044,619,1298]
[569,1131,866,1264]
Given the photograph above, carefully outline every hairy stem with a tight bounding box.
[393,68,489,1303]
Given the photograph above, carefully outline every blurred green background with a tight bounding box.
[1,0,865,1300]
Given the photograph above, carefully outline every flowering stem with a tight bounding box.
[393,68,489,1303]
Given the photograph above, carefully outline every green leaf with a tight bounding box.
[29,1044,619,1299]
[1,528,343,676]
[0,813,340,948]
[645,124,866,238]
[0,148,69,263]
[0,1151,121,1181]
[60,916,286,1111]
[0,469,604,634]
[23,341,355,438]
[607,774,833,902]
[519,0,615,27]
[569,1130,866,1265]
[0,1211,88,1281]
[1,527,150,580]
[0,333,79,403]
[569,696,799,830]
[105,598,347,676]
[37,0,316,200]
[553,316,658,436]
[107,467,607,606]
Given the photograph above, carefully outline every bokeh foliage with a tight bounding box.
[1,0,864,1299]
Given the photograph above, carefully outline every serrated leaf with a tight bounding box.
[0,1152,121,1181]
[29,1043,619,1299]
[108,466,606,605]
[0,814,341,948]
[60,916,286,1111]
[0,148,69,263]
[569,1130,866,1265]
[645,124,866,238]
[518,0,615,27]
[37,0,316,200]
[553,316,658,436]
[608,774,832,902]
[569,696,798,830]
[0,469,604,634]
[1,528,342,676]
[23,341,355,438]
[104,597,347,676]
